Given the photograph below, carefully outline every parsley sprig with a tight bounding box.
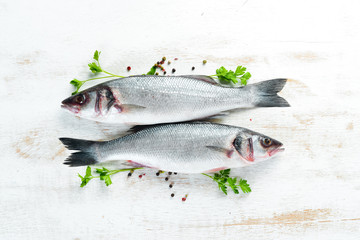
[78,166,142,187]
[146,65,157,75]
[70,50,125,95]
[210,66,251,85]
[202,169,251,195]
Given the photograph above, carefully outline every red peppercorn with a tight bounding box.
[139,175,142,178]
[250,119,252,121]
[182,198,186,201]
[127,66,131,71]
[174,58,178,60]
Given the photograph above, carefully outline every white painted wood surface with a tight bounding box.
[1,0,360,239]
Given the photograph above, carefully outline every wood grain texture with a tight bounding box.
[1,0,360,239]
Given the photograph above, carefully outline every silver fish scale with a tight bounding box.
[97,122,249,173]
[105,76,252,124]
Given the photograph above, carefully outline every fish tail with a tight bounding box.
[59,138,99,167]
[251,78,290,107]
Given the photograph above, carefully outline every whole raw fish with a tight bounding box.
[59,122,284,173]
[61,75,289,125]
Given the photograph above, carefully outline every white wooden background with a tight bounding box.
[1,0,360,239]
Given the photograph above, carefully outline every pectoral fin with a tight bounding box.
[206,146,234,158]
[122,104,146,112]
[181,75,219,85]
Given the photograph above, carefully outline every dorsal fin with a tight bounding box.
[180,75,219,85]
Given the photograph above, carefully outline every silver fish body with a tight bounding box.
[60,122,284,173]
[61,76,289,125]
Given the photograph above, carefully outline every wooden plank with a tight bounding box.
[1,0,360,239]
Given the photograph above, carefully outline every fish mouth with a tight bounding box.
[61,103,80,114]
[269,147,285,156]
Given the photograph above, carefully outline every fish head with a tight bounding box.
[234,131,284,163]
[61,86,120,119]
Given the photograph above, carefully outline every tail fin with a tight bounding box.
[251,78,290,107]
[59,138,99,167]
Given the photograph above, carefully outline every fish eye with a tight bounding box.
[74,94,85,104]
[261,138,272,147]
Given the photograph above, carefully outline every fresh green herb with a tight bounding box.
[146,66,157,75]
[210,66,251,85]
[70,50,125,95]
[202,169,251,195]
[78,166,142,187]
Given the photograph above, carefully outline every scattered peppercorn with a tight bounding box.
[168,172,172,175]
[174,58,178,60]
[139,175,142,178]
[156,171,160,176]
[155,72,159,75]
[162,57,166,61]
[168,61,171,65]
[171,193,175,197]
[157,61,160,65]
[160,61,164,65]
[127,66,131,71]
[163,71,167,75]
[165,177,169,181]
[172,68,176,73]
[174,172,177,175]
[128,172,132,177]
[169,184,173,188]
[192,66,195,70]
[203,60,207,64]
[182,197,186,201]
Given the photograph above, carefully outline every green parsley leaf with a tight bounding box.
[240,72,251,85]
[93,50,101,61]
[235,66,246,76]
[211,65,251,86]
[238,179,252,193]
[88,62,102,73]
[104,176,112,186]
[85,166,92,177]
[202,169,251,196]
[70,79,84,95]
[78,166,93,187]
[147,66,157,75]
[220,184,228,195]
